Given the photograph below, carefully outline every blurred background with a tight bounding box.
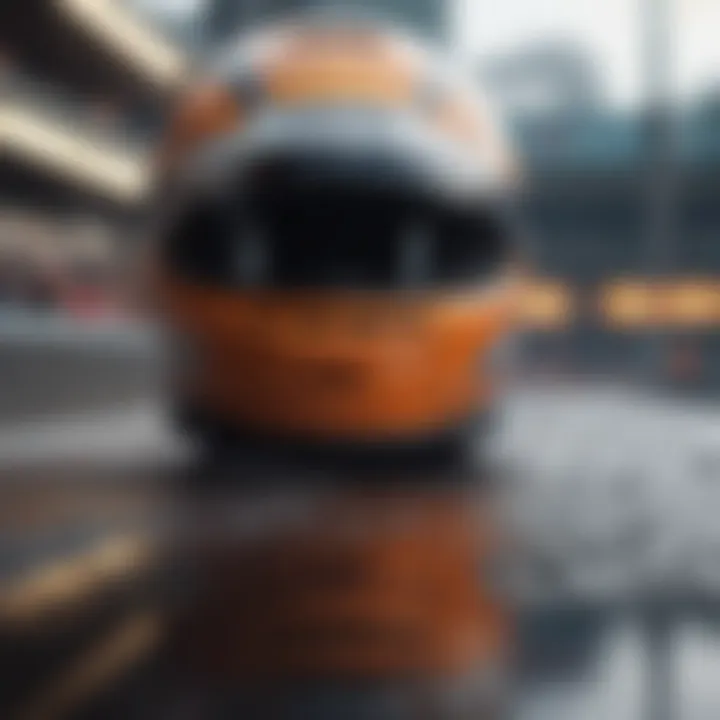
[3,0,720,390]
[2,1,720,719]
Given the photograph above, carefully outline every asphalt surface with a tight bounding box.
[2,383,720,719]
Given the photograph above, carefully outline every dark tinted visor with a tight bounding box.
[164,184,512,290]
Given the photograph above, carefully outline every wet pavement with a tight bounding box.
[2,388,720,719]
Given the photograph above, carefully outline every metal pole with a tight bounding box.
[643,608,675,720]
[642,2,678,717]
[642,0,677,386]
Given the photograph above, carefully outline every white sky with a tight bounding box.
[454,0,720,107]
[135,0,720,107]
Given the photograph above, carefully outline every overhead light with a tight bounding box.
[55,0,187,88]
[0,104,149,204]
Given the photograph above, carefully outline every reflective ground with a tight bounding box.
[2,389,720,719]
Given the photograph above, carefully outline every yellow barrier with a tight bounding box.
[521,278,720,329]
[518,281,575,329]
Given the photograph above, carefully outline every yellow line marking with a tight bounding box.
[14,611,163,720]
[0,534,155,630]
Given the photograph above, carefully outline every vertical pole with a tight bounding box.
[642,2,677,716]
[642,0,676,385]
[643,609,675,720]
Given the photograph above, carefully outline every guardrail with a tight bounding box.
[0,311,160,426]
